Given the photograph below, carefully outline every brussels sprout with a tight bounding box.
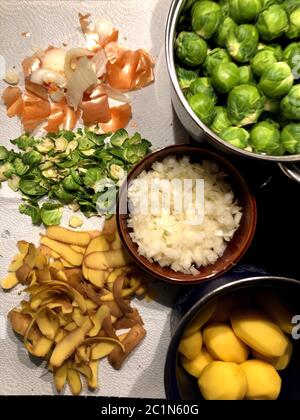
[14,157,29,176]
[110,129,129,147]
[175,31,208,67]
[42,168,58,179]
[19,178,48,197]
[54,137,68,152]
[40,203,63,226]
[229,0,263,22]
[264,97,281,113]
[280,85,300,119]
[77,136,94,151]
[0,146,9,161]
[19,203,41,225]
[84,167,104,188]
[214,17,237,47]
[22,150,43,166]
[176,65,199,91]
[283,42,300,79]
[286,6,300,39]
[183,0,198,13]
[10,134,35,151]
[210,107,232,134]
[239,66,255,84]
[192,1,222,39]
[188,93,216,126]
[281,123,300,153]
[188,77,217,102]
[251,50,278,77]
[262,0,284,8]
[227,84,265,126]
[211,62,240,94]
[123,141,151,164]
[203,48,231,75]
[259,62,294,98]
[35,138,55,153]
[256,5,289,40]
[220,126,250,149]
[0,163,14,181]
[51,184,74,203]
[220,0,230,16]
[250,121,283,154]
[226,24,259,63]
[109,163,125,180]
[7,174,20,192]
[63,175,81,191]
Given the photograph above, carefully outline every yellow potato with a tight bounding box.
[181,347,213,378]
[178,331,203,360]
[256,290,294,334]
[252,340,293,371]
[84,250,131,270]
[203,323,249,363]
[70,245,86,254]
[240,359,282,400]
[198,361,247,400]
[46,226,90,246]
[40,237,83,267]
[1,273,18,290]
[85,235,110,255]
[183,301,217,337]
[231,309,288,357]
[111,231,122,250]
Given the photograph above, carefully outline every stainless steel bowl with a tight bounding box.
[165,0,300,163]
[278,162,300,183]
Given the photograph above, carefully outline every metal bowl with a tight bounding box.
[165,0,300,163]
[278,163,300,184]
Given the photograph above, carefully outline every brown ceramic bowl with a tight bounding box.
[117,145,257,285]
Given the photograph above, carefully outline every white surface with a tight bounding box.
[0,0,188,396]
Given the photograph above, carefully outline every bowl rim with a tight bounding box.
[165,0,300,163]
[164,275,300,400]
[117,144,257,285]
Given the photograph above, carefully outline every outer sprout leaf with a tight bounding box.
[40,203,63,226]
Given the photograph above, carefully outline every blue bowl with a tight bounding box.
[165,265,300,400]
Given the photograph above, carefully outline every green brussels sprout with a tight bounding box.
[188,77,217,102]
[250,121,283,154]
[214,17,237,47]
[229,0,263,22]
[251,50,278,77]
[111,129,129,147]
[22,150,43,165]
[84,167,104,189]
[19,203,41,225]
[220,126,250,149]
[192,1,222,39]
[220,0,230,16]
[280,85,300,119]
[176,65,199,91]
[257,43,283,59]
[261,0,284,8]
[264,97,281,113]
[281,123,300,153]
[286,6,300,39]
[226,24,259,63]
[0,162,14,182]
[227,84,265,126]
[211,62,240,94]
[256,5,289,40]
[0,146,9,161]
[283,42,300,79]
[19,177,48,197]
[62,175,81,191]
[259,62,294,98]
[35,138,55,153]
[175,31,208,67]
[210,107,232,134]
[8,174,20,192]
[40,203,63,226]
[183,0,198,13]
[203,48,231,75]
[188,93,216,126]
[239,66,255,84]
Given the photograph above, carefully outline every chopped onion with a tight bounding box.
[66,56,98,110]
[31,68,66,88]
[42,48,66,73]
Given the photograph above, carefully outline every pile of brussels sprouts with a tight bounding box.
[175,0,300,155]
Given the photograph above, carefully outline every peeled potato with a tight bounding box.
[252,340,293,371]
[240,360,282,400]
[256,290,294,334]
[231,309,288,357]
[183,301,217,337]
[179,331,203,360]
[203,323,249,363]
[198,361,248,401]
[181,347,213,378]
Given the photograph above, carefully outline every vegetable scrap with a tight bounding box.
[2,221,147,395]
[2,13,155,133]
[0,128,151,225]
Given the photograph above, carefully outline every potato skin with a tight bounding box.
[198,361,248,400]
[203,323,249,363]
[179,331,203,360]
[231,309,289,357]
[240,359,282,400]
